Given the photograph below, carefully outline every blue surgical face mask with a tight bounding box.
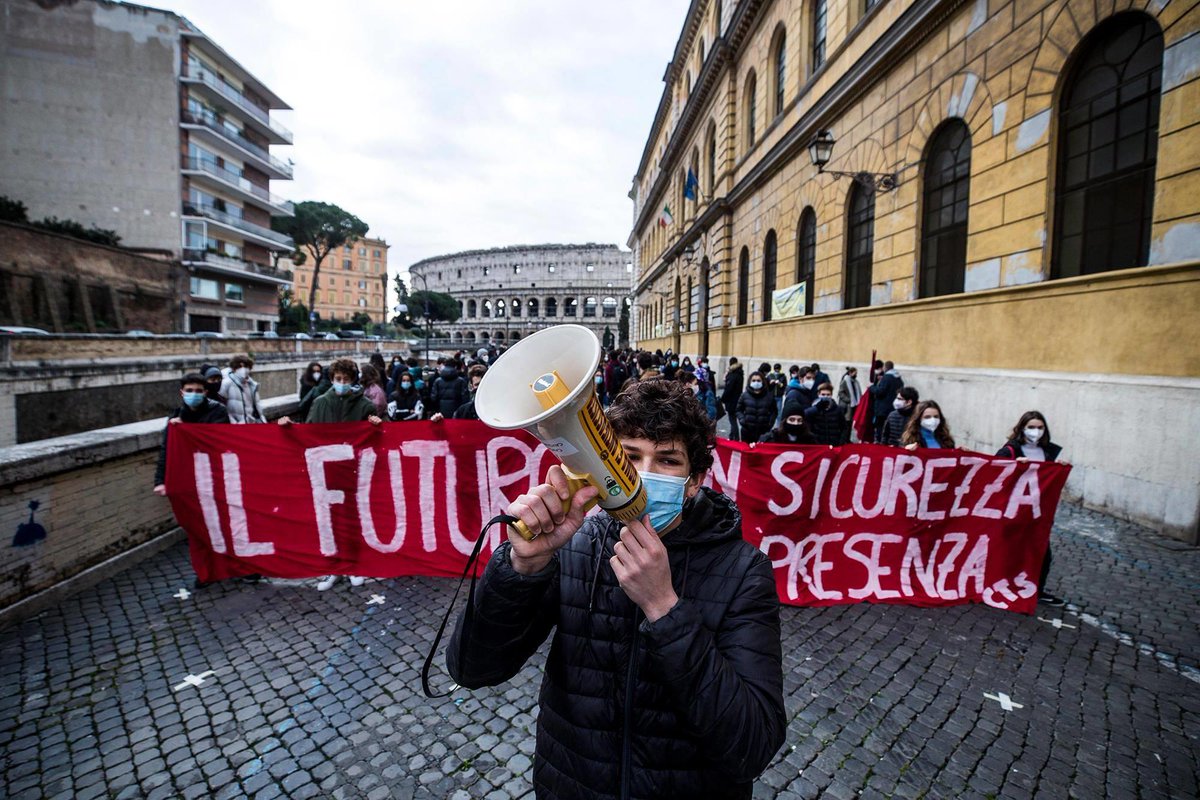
[332,381,351,395]
[638,471,689,532]
[182,391,204,408]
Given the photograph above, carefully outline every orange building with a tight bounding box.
[293,236,390,325]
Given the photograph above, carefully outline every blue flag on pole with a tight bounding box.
[684,168,700,201]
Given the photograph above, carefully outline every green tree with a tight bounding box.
[271,201,369,331]
[391,275,412,327]
[277,287,310,334]
[618,299,630,346]
[408,290,461,326]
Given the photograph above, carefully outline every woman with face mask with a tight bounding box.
[758,399,816,444]
[737,371,777,444]
[881,387,920,447]
[901,400,956,450]
[296,362,331,423]
[219,354,265,424]
[997,410,1067,607]
[389,369,425,421]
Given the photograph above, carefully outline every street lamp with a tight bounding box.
[807,129,898,192]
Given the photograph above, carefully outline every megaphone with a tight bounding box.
[474,325,646,540]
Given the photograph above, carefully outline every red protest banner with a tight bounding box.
[165,421,1069,614]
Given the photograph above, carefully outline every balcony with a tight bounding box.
[184,203,295,251]
[181,60,293,145]
[183,248,293,286]
[182,156,294,216]
[180,109,293,180]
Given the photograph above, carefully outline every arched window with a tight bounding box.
[482,299,492,318]
[480,331,490,342]
[744,71,757,150]
[673,276,682,332]
[771,27,787,118]
[564,297,578,317]
[1053,13,1163,278]
[510,297,521,317]
[602,296,617,318]
[844,184,875,310]
[698,36,706,65]
[686,276,694,331]
[467,299,477,317]
[762,230,778,321]
[737,247,750,325]
[920,120,972,298]
[812,0,828,73]
[545,297,557,317]
[466,331,476,343]
[495,298,505,318]
[494,331,505,341]
[583,296,598,318]
[690,147,701,205]
[706,120,718,194]
[528,297,539,317]
[797,207,816,315]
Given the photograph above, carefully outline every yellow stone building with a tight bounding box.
[629,0,1200,540]
[293,236,390,325]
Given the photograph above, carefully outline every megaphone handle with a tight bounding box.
[511,468,599,541]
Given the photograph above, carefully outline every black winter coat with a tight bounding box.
[448,488,785,800]
[737,389,776,442]
[803,400,844,445]
[881,406,915,446]
[154,399,229,485]
[431,372,470,417]
[721,366,745,407]
[870,370,904,416]
[996,439,1063,462]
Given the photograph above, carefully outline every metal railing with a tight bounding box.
[180,109,293,178]
[184,203,295,249]
[181,157,293,214]
[182,248,294,281]
[181,60,293,143]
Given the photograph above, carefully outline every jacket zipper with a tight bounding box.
[620,609,642,800]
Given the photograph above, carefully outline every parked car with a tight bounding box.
[338,329,367,339]
[124,329,156,337]
[292,332,312,340]
[194,331,224,338]
[321,332,340,340]
[0,326,50,335]
[248,331,280,339]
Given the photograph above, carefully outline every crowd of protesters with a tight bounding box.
[152,344,1067,605]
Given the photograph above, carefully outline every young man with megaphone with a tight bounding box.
[447,377,786,800]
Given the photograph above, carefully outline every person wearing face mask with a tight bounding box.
[153,372,230,497]
[678,371,717,418]
[202,366,225,403]
[278,358,381,592]
[662,353,680,380]
[881,387,920,447]
[997,410,1067,607]
[837,367,862,441]
[868,360,904,443]
[693,356,710,385]
[901,400,955,450]
[295,362,331,423]
[219,354,265,424]
[783,367,818,410]
[591,367,609,408]
[736,371,777,444]
[803,382,845,446]
[448,379,785,800]
[388,369,425,421]
[359,364,389,417]
[758,399,816,444]
[451,364,488,420]
[680,355,695,374]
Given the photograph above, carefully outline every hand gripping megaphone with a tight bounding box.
[474,325,647,541]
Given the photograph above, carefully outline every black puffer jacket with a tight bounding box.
[448,488,785,799]
[736,388,777,442]
[881,405,915,446]
[803,399,844,445]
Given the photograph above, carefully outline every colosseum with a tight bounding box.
[409,243,634,347]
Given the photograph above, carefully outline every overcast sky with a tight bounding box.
[158,0,690,290]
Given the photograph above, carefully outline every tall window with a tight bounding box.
[564,297,577,317]
[797,207,816,315]
[706,121,718,193]
[920,120,972,298]
[686,277,694,330]
[744,71,758,149]
[772,28,787,117]
[844,184,875,310]
[602,297,617,318]
[812,0,828,72]
[1053,14,1163,279]
[528,298,539,317]
[762,230,778,321]
[545,297,557,317]
[737,247,750,325]
[584,297,597,317]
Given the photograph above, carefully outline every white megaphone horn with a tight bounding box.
[474,325,647,541]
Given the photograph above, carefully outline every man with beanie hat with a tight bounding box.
[203,366,225,403]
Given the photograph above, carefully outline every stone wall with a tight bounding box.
[0,221,185,332]
[0,396,296,619]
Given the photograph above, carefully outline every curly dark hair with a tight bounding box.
[330,357,359,382]
[606,378,715,477]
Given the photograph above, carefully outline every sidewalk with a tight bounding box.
[0,501,1196,799]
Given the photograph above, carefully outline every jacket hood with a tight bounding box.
[662,486,743,548]
[439,366,459,379]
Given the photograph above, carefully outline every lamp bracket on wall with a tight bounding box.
[808,129,898,192]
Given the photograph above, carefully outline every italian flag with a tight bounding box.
[658,204,674,227]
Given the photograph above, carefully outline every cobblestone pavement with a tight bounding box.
[2,502,1198,800]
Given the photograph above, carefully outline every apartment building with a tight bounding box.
[293,237,391,326]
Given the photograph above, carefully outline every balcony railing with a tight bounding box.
[180,109,293,178]
[184,203,295,250]
[181,60,293,143]
[183,248,294,282]
[182,156,294,214]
